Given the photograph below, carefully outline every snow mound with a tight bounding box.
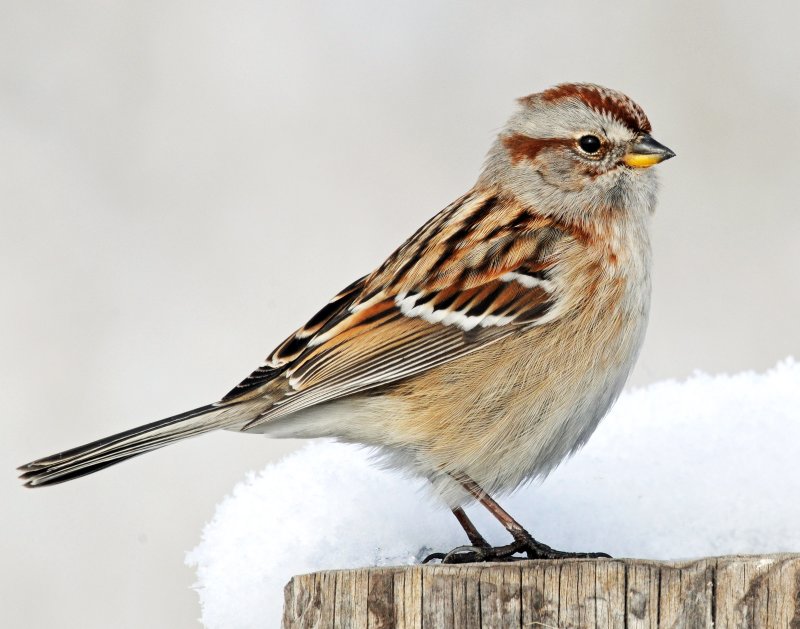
[186,359,800,628]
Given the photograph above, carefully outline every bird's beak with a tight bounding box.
[623,134,676,168]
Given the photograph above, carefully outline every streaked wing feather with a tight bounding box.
[237,189,569,430]
[262,319,514,420]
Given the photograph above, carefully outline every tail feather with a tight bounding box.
[19,404,228,487]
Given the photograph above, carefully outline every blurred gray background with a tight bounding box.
[2,1,799,627]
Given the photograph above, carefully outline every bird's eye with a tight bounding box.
[578,135,602,154]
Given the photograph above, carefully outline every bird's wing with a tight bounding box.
[227,190,576,428]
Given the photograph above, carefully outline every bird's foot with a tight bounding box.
[422,534,610,564]
[509,532,611,560]
[422,543,499,564]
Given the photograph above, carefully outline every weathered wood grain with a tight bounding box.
[282,554,800,628]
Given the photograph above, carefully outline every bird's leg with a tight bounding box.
[456,473,611,560]
[422,503,492,563]
[426,473,611,563]
[451,506,490,547]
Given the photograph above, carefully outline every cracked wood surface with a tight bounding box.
[282,554,800,628]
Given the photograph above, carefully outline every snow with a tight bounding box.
[186,359,800,628]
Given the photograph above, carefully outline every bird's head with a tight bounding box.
[480,83,675,222]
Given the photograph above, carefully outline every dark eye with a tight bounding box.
[578,135,602,154]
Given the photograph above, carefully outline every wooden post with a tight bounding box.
[282,554,800,628]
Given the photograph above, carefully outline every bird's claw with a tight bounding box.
[422,545,490,564]
[421,552,446,563]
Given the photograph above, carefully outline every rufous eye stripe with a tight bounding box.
[502,135,570,164]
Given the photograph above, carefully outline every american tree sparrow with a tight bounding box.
[20,84,674,562]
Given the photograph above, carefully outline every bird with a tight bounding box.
[19,83,674,563]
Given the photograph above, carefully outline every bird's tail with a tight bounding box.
[18,403,234,488]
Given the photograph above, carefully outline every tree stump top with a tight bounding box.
[283,554,800,628]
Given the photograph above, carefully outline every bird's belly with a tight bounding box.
[373,301,648,497]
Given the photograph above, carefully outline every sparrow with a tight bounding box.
[19,83,674,563]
